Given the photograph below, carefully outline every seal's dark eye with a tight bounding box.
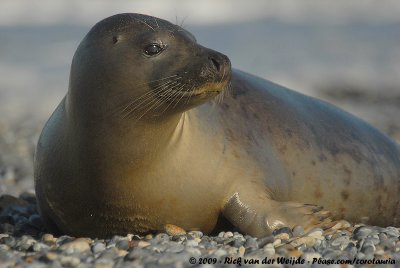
[144,44,163,56]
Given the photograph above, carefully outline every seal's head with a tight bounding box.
[69,13,231,121]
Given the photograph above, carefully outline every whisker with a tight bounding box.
[185,85,195,105]
[122,81,180,119]
[118,80,179,117]
[129,82,182,120]
[153,17,159,29]
[172,84,187,108]
[135,74,180,87]
[160,85,184,114]
[135,18,155,31]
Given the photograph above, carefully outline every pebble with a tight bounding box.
[263,243,275,255]
[330,235,350,250]
[60,255,81,266]
[33,242,49,252]
[92,242,106,254]
[273,226,293,239]
[185,239,198,247]
[59,238,91,253]
[116,239,130,250]
[244,237,258,250]
[42,233,56,244]
[290,236,317,248]
[164,224,186,236]
[292,225,305,237]
[257,235,274,248]
[331,220,351,230]
[306,228,324,239]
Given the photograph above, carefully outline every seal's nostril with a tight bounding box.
[209,57,221,72]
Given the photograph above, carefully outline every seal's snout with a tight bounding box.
[205,51,231,83]
[209,56,221,72]
[208,53,231,74]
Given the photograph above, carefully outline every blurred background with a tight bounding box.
[1,0,400,195]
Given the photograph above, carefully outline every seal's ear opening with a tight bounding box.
[210,213,238,235]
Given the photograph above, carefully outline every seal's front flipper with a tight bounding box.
[221,190,332,238]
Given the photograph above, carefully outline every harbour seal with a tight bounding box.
[34,13,400,238]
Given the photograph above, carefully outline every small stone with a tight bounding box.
[137,241,151,248]
[0,244,10,251]
[331,220,351,230]
[292,226,305,237]
[330,235,350,250]
[276,246,288,255]
[172,235,186,243]
[124,248,145,261]
[116,239,129,250]
[59,238,90,253]
[42,234,56,244]
[94,261,113,268]
[353,226,375,240]
[223,231,234,238]
[344,243,357,258]
[362,244,376,255]
[164,224,186,236]
[213,248,227,257]
[244,237,258,250]
[33,242,49,252]
[288,249,302,257]
[154,233,170,242]
[227,247,238,255]
[99,248,118,260]
[117,249,128,257]
[238,246,245,256]
[384,227,400,238]
[263,243,275,255]
[273,227,293,238]
[381,237,396,249]
[60,256,80,266]
[323,249,342,259]
[187,231,203,239]
[185,239,198,247]
[290,237,316,248]
[303,252,322,262]
[306,228,324,239]
[231,237,245,248]
[165,243,184,253]
[144,234,153,240]
[257,235,274,248]
[367,234,380,245]
[375,246,385,256]
[56,235,74,245]
[17,235,36,251]
[92,242,106,254]
[186,247,202,256]
[274,233,290,241]
[273,239,282,247]
[356,252,366,259]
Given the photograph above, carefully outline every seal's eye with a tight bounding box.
[144,44,164,56]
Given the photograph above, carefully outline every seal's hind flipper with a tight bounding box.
[221,189,332,237]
